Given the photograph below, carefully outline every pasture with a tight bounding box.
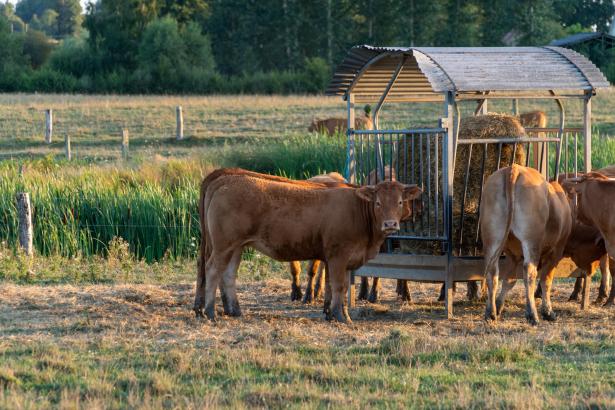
[1,93,615,408]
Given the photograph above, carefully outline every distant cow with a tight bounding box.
[519,111,547,128]
[309,106,373,135]
[563,171,615,306]
[195,168,421,323]
[481,165,572,325]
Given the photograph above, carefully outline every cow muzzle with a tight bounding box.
[382,220,400,233]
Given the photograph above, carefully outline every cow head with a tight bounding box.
[562,172,610,225]
[356,181,422,234]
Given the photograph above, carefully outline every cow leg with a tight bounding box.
[569,276,583,302]
[438,282,457,302]
[367,277,381,303]
[397,280,411,303]
[220,249,243,317]
[467,281,481,301]
[303,260,321,304]
[596,255,610,305]
[358,277,369,300]
[289,261,303,301]
[523,248,540,326]
[483,252,500,322]
[327,259,352,323]
[194,256,207,317]
[323,263,332,318]
[539,267,557,321]
[204,250,235,321]
[313,262,326,300]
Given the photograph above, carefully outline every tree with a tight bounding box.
[16,0,82,38]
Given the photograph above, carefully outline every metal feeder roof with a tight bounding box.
[326,45,611,103]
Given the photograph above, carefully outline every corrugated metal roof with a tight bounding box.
[550,31,615,47]
[326,45,610,102]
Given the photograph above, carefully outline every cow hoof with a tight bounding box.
[525,313,539,326]
[302,291,314,304]
[290,287,303,302]
[568,292,580,302]
[358,288,368,301]
[437,284,446,302]
[495,301,505,317]
[398,293,411,304]
[332,308,350,324]
[541,311,557,322]
[484,312,497,322]
[367,291,379,304]
[594,296,607,305]
[194,308,205,318]
[205,305,216,322]
[603,298,615,307]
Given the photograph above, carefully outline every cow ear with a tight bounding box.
[356,186,376,202]
[403,184,422,200]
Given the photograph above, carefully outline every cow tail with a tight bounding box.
[501,165,519,254]
[198,177,212,284]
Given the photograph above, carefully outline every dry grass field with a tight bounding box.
[1,92,615,408]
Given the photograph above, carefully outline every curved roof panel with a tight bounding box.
[326,45,610,102]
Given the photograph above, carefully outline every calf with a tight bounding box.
[481,164,572,325]
[195,168,421,323]
[563,172,615,306]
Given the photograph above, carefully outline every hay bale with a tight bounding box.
[399,114,527,256]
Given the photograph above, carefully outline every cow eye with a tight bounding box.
[398,200,403,206]
[376,200,382,207]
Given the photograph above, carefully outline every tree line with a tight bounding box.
[1,0,614,94]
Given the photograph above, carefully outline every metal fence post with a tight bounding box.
[65,134,72,160]
[443,91,455,319]
[346,93,356,184]
[583,92,592,172]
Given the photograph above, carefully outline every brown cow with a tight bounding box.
[195,168,421,322]
[289,172,347,302]
[194,168,349,315]
[563,172,615,306]
[308,106,373,135]
[481,164,572,325]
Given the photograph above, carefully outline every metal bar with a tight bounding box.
[353,128,446,135]
[389,132,393,180]
[346,93,356,184]
[435,133,440,236]
[525,127,582,133]
[525,142,531,167]
[458,144,473,255]
[426,134,431,236]
[574,131,579,177]
[510,143,518,166]
[457,137,560,144]
[444,91,455,319]
[455,93,586,101]
[388,235,449,241]
[474,144,488,256]
[373,56,406,129]
[584,93,592,172]
[497,143,503,169]
[554,98,565,180]
[419,133,425,234]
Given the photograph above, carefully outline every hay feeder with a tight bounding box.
[325,46,610,318]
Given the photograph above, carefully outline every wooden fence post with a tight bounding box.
[176,106,184,140]
[121,129,129,159]
[16,193,33,257]
[45,109,53,144]
[65,134,72,160]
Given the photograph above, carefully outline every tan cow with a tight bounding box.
[518,111,547,128]
[195,168,421,323]
[308,106,373,135]
[481,164,572,325]
[563,171,615,306]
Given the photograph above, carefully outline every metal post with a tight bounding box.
[554,98,565,180]
[512,99,519,115]
[45,109,53,144]
[176,106,184,140]
[584,93,592,172]
[347,93,356,184]
[348,271,356,309]
[443,91,455,319]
